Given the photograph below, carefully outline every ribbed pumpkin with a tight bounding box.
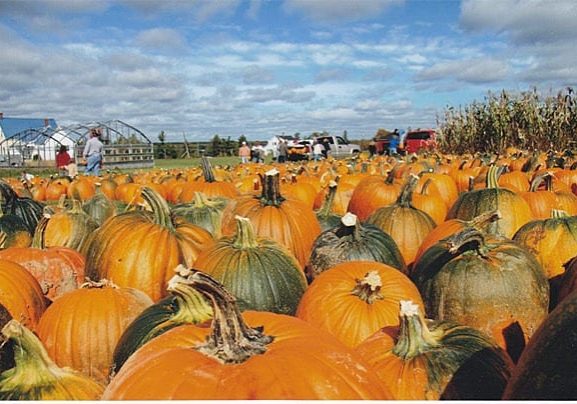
[296,260,423,348]
[0,259,47,332]
[0,320,104,400]
[0,216,85,301]
[84,187,214,302]
[347,169,401,221]
[519,172,559,220]
[43,198,99,253]
[82,186,117,226]
[103,270,391,400]
[111,265,213,376]
[194,216,306,315]
[503,285,577,399]
[0,181,44,235]
[447,165,533,238]
[178,157,239,202]
[0,204,32,249]
[417,171,459,209]
[221,169,321,268]
[313,178,355,217]
[171,191,228,238]
[413,210,500,265]
[366,174,436,266]
[36,280,153,384]
[513,209,577,280]
[66,177,96,202]
[306,212,406,281]
[412,178,448,225]
[411,226,549,362]
[355,300,513,400]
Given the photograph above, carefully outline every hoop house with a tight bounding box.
[0,120,154,170]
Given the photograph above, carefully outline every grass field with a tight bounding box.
[0,155,272,180]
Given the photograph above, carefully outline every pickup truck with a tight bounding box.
[315,135,361,158]
[404,129,437,154]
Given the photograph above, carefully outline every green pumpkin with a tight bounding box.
[306,212,406,282]
[82,187,117,226]
[110,265,212,376]
[0,205,32,249]
[171,192,228,238]
[503,286,577,399]
[356,300,513,400]
[447,165,533,238]
[411,225,549,363]
[0,181,44,235]
[194,216,307,315]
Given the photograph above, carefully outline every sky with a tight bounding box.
[1,0,576,142]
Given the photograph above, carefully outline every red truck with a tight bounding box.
[403,129,437,154]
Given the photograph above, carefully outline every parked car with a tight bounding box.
[404,129,437,154]
[315,136,360,158]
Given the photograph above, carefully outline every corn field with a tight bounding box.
[437,87,577,154]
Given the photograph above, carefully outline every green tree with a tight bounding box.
[238,134,247,146]
[157,131,166,159]
[208,134,222,156]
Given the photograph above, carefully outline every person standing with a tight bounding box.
[388,129,400,156]
[277,139,288,163]
[238,141,251,164]
[313,141,324,161]
[55,145,71,177]
[83,129,104,176]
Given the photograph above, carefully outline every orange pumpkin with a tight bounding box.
[102,270,391,400]
[296,260,423,348]
[36,280,153,384]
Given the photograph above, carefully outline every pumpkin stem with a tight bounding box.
[166,265,213,324]
[1,320,60,385]
[316,181,338,218]
[172,269,273,364]
[0,231,6,249]
[201,157,216,183]
[79,279,117,289]
[335,212,361,240]
[551,209,568,219]
[446,226,488,258]
[392,300,438,359]
[258,169,285,207]
[31,214,50,249]
[529,172,551,192]
[351,270,384,304]
[395,174,419,208]
[232,216,259,249]
[141,187,175,231]
[485,165,506,189]
[469,210,502,230]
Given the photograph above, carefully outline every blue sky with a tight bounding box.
[1,0,576,142]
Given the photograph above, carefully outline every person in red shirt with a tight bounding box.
[56,145,71,176]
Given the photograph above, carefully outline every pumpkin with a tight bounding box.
[0,259,48,332]
[102,270,391,400]
[36,280,153,384]
[411,225,549,362]
[43,198,99,252]
[313,178,355,217]
[366,174,436,266]
[503,284,577,399]
[355,300,513,400]
[0,204,32,249]
[412,177,448,225]
[171,191,228,238]
[306,212,406,281]
[447,165,533,238]
[0,181,44,235]
[0,216,85,301]
[519,172,559,220]
[194,216,306,314]
[221,169,321,268]
[110,265,212,376]
[513,209,577,280]
[0,320,104,400]
[347,169,401,221]
[416,170,459,208]
[82,185,117,226]
[84,186,214,302]
[179,157,239,201]
[296,260,423,348]
[66,177,96,202]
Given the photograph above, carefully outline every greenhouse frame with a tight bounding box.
[0,120,154,170]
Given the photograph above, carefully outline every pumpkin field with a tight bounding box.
[1,89,577,400]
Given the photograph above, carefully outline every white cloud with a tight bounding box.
[416,58,510,84]
[134,28,187,52]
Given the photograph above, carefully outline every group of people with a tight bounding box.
[238,137,332,164]
[53,128,104,178]
[238,141,266,164]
